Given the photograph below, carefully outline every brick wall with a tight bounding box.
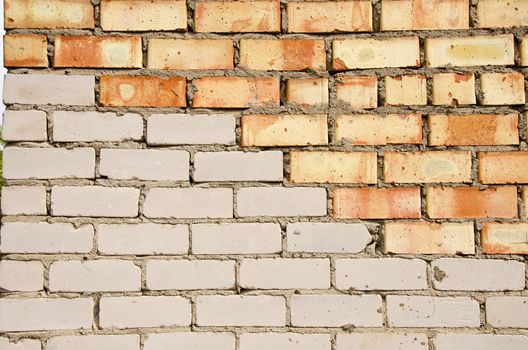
[1,0,527,349]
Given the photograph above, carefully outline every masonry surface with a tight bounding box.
[0,0,528,349]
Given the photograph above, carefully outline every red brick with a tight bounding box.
[4,34,47,67]
[482,223,528,254]
[478,152,528,184]
[335,76,377,109]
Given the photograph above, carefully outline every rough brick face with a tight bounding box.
[286,78,329,107]
[477,0,528,28]
[480,72,526,105]
[2,111,47,141]
[432,73,476,105]
[478,152,528,184]
[384,75,427,106]
[335,76,378,108]
[4,34,47,67]
[481,223,528,254]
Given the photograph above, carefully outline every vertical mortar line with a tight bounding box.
[190,295,197,328]
[235,257,241,294]
[330,331,337,350]
[285,291,292,328]
[330,256,336,290]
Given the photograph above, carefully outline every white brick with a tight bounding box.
[98,224,188,255]
[240,258,330,289]
[432,258,525,291]
[100,149,189,180]
[196,296,285,327]
[100,296,191,328]
[46,335,139,350]
[3,147,94,179]
[144,187,233,218]
[2,110,47,141]
[435,334,528,350]
[193,151,283,182]
[0,261,43,292]
[146,259,235,290]
[144,333,235,350]
[0,338,40,350]
[337,333,429,350]
[52,111,143,142]
[286,223,371,253]
[291,295,383,327]
[49,260,141,292]
[336,258,427,291]
[3,74,95,105]
[237,187,326,217]
[0,298,93,332]
[0,222,94,254]
[147,114,236,145]
[387,296,480,327]
[51,186,139,217]
[1,186,47,215]
[486,297,528,328]
[240,333,330,350]
[191,223,282,255]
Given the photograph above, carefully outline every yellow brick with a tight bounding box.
[481,72,526,106]
[521,36,528,67]
[524,187,528,218]
[482,223,528,254]
[335,76,377,109]
[290,151,377,184]
[4,34,47,67]
[432,73,476,106]
[286,78,329,107]
[477,0,528,28]
[384,75,427,106]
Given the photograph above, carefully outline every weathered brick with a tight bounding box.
[432,73,476,106]
[1,186,47,216]
[100,76,186,107]
[524,187,528,216]
[486,297,528,328]
[477,0,528,28]
[335,76,378,109]
[428,114,518,146]
[192,77,279,108]
[385,74,427,106]
[144,333,234,350]
[0,261,44,292]
[148,39,234,69]
[286,223,371,253]
[384,151,472,183]
[338,333,428,350]
[54,36,142,68]
[241,114,328,147]
[481,223,528,254]
[435,334,528,350]
[2,110,47,141]
[478,151,528,184]
[521,36,528,66]
[286,78,329,107]
[51,186,140,218]
[333,187,421,219]
[240,333,330,350]
[290,151,377,184]
[480,72,526,105]
[144,188,233,218]
[425,35,515,67]
[4,34,47,67]
[384,222,475,254]
[0,338,40,350]
[333,37,420,70]
[46,335,139,350]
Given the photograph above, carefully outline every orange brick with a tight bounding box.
[290,151,377,184]
[100,76,186,107]
[432,73,476,106]
[287,0,372,33]
[384,75,427,106]
[333,187,421,219]
[426,186,518,219]
[482,223,528,254]
[384,151,471,184]
[335,76,377,109]
[194,0,280,33]
[478,152,528,184]
[241,115,328,147]
[335,114,422,145]
[4,34,47,67]
[384,222,475,255]
[239,39,325,71]
[428,114,519,146]
[54,36,142,68]
[5,0,94,29]
[381,0,469,30]
[477,0,528,28]
[192,77,279,108]
[480,72,526,106]
[286,78,329,107]
[148,39,234,70]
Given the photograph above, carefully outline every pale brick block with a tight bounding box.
[193,151,283,182]
[98,224,189,255]
[286,223,371,253]
[144,333,235,350]
[486,297,528,328]
[0,222,94,254]
[240,333,330,350]
[337,333,429,350]
[0,298,93,332]
[432,73,476,105]
[146,260,235,290]
[49,260,141,292]
[51,186,139,218]
[480,72,526,105]
[387,296,480,327]
[196,296,285,327]
[3,74,95,105]
[2,110,47,141]
[1,186,47,216]
[521,36,528,66]
[144,188,232,218]
[286,78,329,107]
[237,187,326,217]
[385,75,427,106]
[481,223,528,254]
[291,295,382,327]
[52,111,143,142]
[100,296,191,329]
[477,0,528,28]
[335,76,377,109]
[435,334,528,350]
[0,338,41,350]
[0,261,43,292]
[3,147,95,180]
[432,258,525,291]
[191,223,282,254]
[147,114,236,145]
[46,335,140,350]
[100,149,189,181]
[240,259,330,290]
[336,258,427,291]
